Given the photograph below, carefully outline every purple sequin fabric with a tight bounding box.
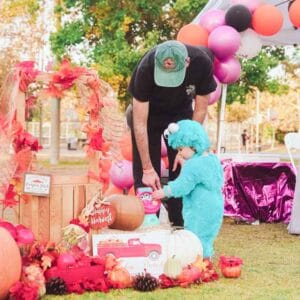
[222,160,296,223]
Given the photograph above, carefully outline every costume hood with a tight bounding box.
[165,120,210,154]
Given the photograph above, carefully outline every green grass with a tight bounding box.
[44,218,300,300]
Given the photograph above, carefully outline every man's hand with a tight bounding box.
[142,169,161,190]
[152,188,165,200]
[172,153,185,172]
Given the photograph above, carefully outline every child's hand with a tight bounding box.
[172,153,185,171]
[152,189,165,200]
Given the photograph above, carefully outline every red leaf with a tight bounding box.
[0,184,18,208]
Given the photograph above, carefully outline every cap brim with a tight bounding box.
[154,65,186,87]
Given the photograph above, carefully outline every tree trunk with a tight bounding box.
[50,98,60,165]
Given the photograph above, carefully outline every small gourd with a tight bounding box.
[163,255,182,279]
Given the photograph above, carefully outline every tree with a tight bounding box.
[0,0,50,90]
[50,0,208,106]
[226,47,289,104]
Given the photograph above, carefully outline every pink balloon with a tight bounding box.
[209,76,222,105]
[214,57,241,84]
[230,0,262,13]
[109,159,134,190]
[161,136,167,157]
[208,25,241,60]
[198,9,226,33]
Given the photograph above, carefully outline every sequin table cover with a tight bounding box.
[222,160,296,223]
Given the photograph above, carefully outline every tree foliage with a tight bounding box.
[50,0,207,106]
[51,0,290,110]
[226,47,288,104]
[0,0,45,89]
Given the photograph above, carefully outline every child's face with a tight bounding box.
[177,146,195,159]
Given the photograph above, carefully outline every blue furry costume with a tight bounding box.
[163,120,224,258]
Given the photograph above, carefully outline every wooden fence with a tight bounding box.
[0,175,101,243]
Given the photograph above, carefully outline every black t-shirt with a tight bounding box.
[128,44,217,123]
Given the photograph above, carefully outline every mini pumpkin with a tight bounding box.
[108,266,132,288]
[221,265,242,278]
[163,255,182,279]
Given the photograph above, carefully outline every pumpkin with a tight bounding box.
[163,255,182,279]
[218,255,243,278]
[108,266,132,288]
[0,228,22,300]
[192,255,206,272]
[177,265,201,284]
[221,265,242,278]
[106,194,144,231]
[56,253,76,269]
[167,229,203,267]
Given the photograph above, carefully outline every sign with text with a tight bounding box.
[23,173,52,196]
[89,203,116,230]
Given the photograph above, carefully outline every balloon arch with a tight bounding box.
[176,0,300,153]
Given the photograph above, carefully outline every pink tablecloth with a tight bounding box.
[222,160,296,223]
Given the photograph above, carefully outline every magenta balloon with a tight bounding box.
[161,136,167,157]
[209,76,222,105]
[230,0,262,13]
[198,9,226,33]
[109,159,134,189]
[214,57,241,84]
[208,25,241,60]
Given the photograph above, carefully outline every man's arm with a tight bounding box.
[132,98,152,170]
[193,94,209,124]
[132,98,161,189]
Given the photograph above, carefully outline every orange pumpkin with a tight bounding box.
[0,228,22,299]
[108,266,132,288]
[106,194,144,231]
[221,265,242,278]
[104,185,124,196]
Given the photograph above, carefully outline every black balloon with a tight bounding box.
[225,4,252,32]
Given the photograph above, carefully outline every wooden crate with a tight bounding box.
[0,175,101,243]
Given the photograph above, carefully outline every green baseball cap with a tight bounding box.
[154,40,188,87]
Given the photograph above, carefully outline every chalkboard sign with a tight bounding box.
[23,173,52,196]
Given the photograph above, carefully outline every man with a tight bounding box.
[241,129,249,152]
[128,40,216,226]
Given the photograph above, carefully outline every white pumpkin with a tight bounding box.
[167,229,203,267]
[163,255,182,279]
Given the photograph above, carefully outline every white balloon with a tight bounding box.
[230,0,265,13]
[236,29,262,59]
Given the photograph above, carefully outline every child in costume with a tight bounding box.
[152,120,224,258]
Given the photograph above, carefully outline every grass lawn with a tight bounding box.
[44,218,300,300]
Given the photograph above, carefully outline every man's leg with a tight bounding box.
[166,143,184,227]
